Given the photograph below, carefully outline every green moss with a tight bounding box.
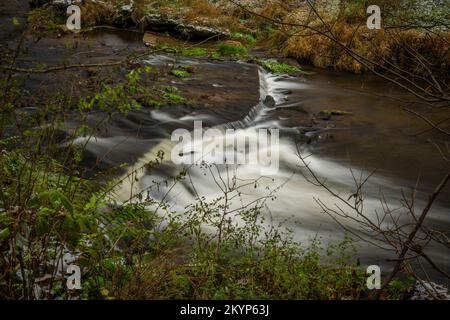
[218,43,248,58]
[12,17,21,26]
[261,59,302,74]
[170,69,190,78]
[211,52,223,60]
[180,47,208,57]
[144,98,162,109]
[163,85,179,94]
[160,86,188,104]
[265,26,277,37]
[163,92,187,104]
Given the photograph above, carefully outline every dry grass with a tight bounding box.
[80,0,121,27]
[281,18,449,73]
[181,0,242,31]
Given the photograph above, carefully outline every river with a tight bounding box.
[69,46,449,282]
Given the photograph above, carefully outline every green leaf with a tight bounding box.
[49,190,74,215]
[0,228,10,242]
[12,17,20,26]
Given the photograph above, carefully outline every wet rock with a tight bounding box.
[411,281,449,300]
[141,14,229,41]
[51,0,78,9]
[263,95,276,108]
[319,113,331,121]
[121,2,133,13]
[320,109,354,116]
[53,0,75,6]
[317,109,353,120]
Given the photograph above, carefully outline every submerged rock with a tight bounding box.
[317,109,353,120]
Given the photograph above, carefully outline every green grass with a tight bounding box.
[232,32,257,46]
[161,86,188,105]
[170,69,190,78]
[261,59,302,74]
[218,43,249,58]
[143,98,162,109]
[12,17,20,26]
[163,92,187,104]
[211,52,223,60]
[180,47,208,57]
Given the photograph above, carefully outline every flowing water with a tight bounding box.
[72,54,450,282]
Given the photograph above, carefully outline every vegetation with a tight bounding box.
[179,47,208,57]
[170,68,191,78]
[0,73,373,299]
[231,32,257,46]
[218,42,249,58]
[1,0,448,300]
[29,0,448,75]
[259,59,302,74]
[27,6,62,39]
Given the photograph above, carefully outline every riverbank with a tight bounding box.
[34,0,449,74]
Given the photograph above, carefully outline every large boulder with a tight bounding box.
[140,14,229,41]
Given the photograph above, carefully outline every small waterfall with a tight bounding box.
[223,102,266,130]
[223,67,274,130]
[113,67,278,201]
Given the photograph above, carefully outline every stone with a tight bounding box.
[141,14,229,41]
[263,95,276,108]
[411,281,449,300]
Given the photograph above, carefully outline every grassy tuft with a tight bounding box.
[260,59,302,74]
[218,43,249,58]
[170,69,190,78]
[180,47,208,57]
[232,32,257,46]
